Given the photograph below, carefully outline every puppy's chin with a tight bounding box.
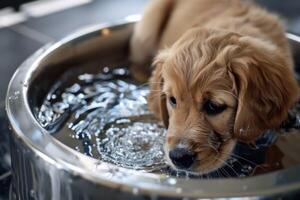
[165,139,237,175]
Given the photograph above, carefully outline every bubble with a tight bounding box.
[241,165,253,174]
[30,189,36,198]
[132,187,139,195]
[78,73,94,82]
[53,102,69,114]
[97,120,166,170]
[66,83,81,93]
[176,187,183,194]
[167,178,177,185]
[8,90,20,100]
[103,67,110,73]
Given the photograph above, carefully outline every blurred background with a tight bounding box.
[0,0,299,199]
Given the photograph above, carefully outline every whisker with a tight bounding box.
[149,94,165,99]
[194,144,218,153]
[220,150,267,171]
[216,158,240,177]
[216,169,224,178]
[150,90,165,97]
[220,167,230,177]
[135,81,163,90]
[220,151,260,167]
[207,173,211,180]
[228,155,246,169]
[135,82,150,88]
[195,145,267,175]
[148,90,163,93]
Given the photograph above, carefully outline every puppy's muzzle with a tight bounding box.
[169,148,196,169]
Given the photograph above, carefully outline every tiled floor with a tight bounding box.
[0,0,299,199]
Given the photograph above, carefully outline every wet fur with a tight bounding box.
[130,0,299,173]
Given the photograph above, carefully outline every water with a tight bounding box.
[37,66,167,171]
[36,65,300,178]
[98,118,165,170]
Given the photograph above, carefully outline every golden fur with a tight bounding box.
[130,0,299,173]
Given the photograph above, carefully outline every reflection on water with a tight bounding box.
[36,66,300,178]
[98,116,166,170]
[37,66,167,171]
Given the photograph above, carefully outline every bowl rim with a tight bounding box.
[6,16,300,198]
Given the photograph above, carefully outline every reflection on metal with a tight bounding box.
[287,33,300,43]
[10,24,54,44]
[101,28,111,36]
[6,19,300,199]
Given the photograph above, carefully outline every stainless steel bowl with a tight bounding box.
[6,18,300,200]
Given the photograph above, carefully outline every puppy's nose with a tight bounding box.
[169,148,196,169]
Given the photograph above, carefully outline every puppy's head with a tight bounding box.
[148,28,298,174]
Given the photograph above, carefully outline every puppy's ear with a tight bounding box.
[148,50,170,128]
[231,37,299,142]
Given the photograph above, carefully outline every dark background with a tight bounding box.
[0,0,300,199]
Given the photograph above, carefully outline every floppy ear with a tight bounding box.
[148,50,170,128]
[231,37,299,142]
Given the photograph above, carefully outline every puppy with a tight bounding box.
[130,0,299,174]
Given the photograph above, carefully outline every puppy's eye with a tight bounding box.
[169,96,177,108]
[203,100,227,115]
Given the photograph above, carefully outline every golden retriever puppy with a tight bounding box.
[130,0,299,174]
